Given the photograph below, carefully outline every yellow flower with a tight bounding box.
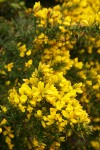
[27,105,33,113]
[0,128,2,133]
[20,52,25,57]
[18,103,26,112]
[25,8,32,14]
[5,136,14,149]
[8,144,14,150]
[26,50,32,56]
[29,99,36,107]
[17,42,21,47]
[25,59,33,68]
[5,63,14,72]
[0,70,6,75]
[91,141,100,149]
[0,118,7,125]
[20,95,27,104]
[41,120,46,128]
[21,83,32,96]
[37,110,42,117]
[38,81,44,93]
[18,44,27,52]
[0,106,7,113]
[28,59,33,65]
[93,84,99,90]
[18,44,27,57]
[63,16,71,26]
[54,142,60,147]
[74,58,83,69]
[70,118,77,124]
[5,80,10,86]
[59,136,65,142]
[14,96,20,104]
[32,138,38,146]
[62,110,69,118]
[33,1,41,12]
[46,120,54,126]
[80,20,89,26]
[9,133,14,138]
[59,26,66,33]
[97,48,100,54]
[86,80,92,86]
[5,136,11,144]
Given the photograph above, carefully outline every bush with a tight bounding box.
[0,0,100,149]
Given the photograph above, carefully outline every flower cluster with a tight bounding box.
[0,0,100,149]
[8,62,90,149]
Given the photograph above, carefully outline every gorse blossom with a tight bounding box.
[8,62,90,148]
[0,0,100,149]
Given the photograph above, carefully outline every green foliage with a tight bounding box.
[0,0,25,19]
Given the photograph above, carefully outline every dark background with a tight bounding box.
[25,0,60,7]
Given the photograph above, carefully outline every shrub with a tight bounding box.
[0,0,100,149]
